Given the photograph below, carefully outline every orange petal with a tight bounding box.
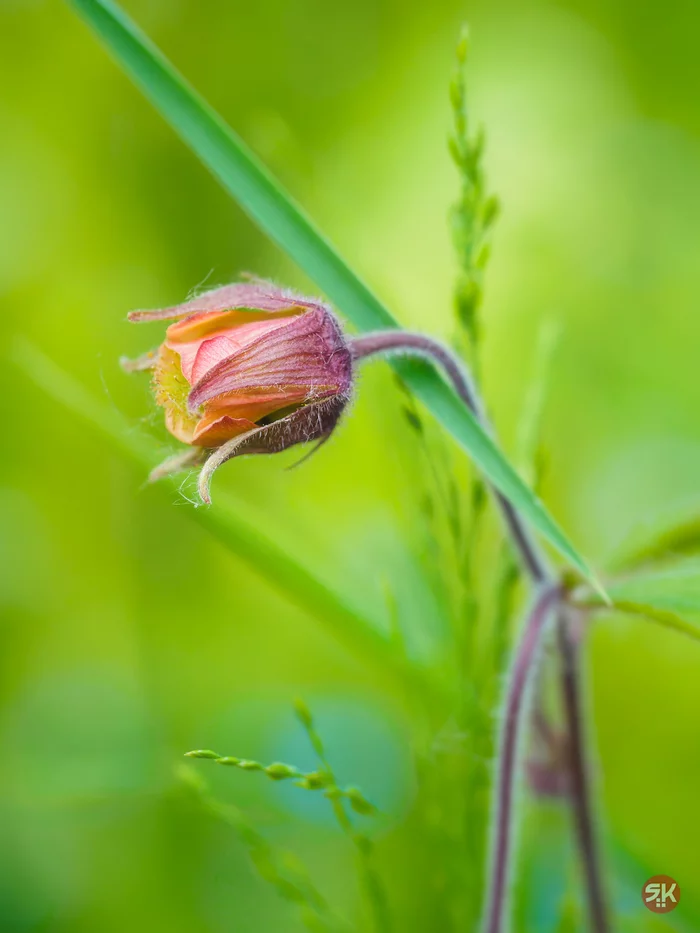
[204,391,307,423]
[192,410,258,447]
[166,307,305,344]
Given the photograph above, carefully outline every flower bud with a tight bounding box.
[125,281,353,501]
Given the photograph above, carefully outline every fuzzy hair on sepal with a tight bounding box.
[197,395,347,504]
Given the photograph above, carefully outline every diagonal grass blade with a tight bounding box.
[65,0,603,595]
[12,337,449,704]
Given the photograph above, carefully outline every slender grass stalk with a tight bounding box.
[184,700,387,930]
[446,39,608,930]
[448,24,499,381]
[351,331,548,584]
[294,700,393,933]
[178,764,348,932]
[183,747,376,815]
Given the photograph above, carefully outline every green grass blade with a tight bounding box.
[608,601,700,645]
[66,0,601,593]
[608,509,700,572]
[607,560,700,616]
[578,559,700,643]
[12,337,448,705]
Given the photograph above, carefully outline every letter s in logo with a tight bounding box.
[644,883,660,903]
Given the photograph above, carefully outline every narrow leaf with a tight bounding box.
[608,600,700,645]
[608,510,700,573]
[66,0,601,593]
[606,560,700,616]
[11,337,447,705]
[578,559,700,644]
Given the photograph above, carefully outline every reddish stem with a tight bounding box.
[351,329,609,933]
[558,609,610,932]
[482,584,561,933]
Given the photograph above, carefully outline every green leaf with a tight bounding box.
[580,559,700,644]
[65,0,601,593]
[608,560,700,615]
[608,509,700,572]
[612,600,700,644]
[11,337,447,705]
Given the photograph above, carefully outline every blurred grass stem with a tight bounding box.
[351,331,548,584]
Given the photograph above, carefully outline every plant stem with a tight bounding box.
[352,331,608,932]
[350,331,548,583]
[557,608,610,933]
[353,331,554,930]
[481,583,561,933]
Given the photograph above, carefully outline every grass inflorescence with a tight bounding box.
[449,25,499,377]
[177,762,351,933]
[186,698,390,932]
[183,747,376,816]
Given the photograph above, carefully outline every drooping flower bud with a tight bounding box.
[123,281,353,502]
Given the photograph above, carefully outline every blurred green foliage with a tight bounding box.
[2,0,700,930]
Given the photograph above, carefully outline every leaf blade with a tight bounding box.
[12,336,449,705]
[607,560,700,616]
[607,600,700,645]
[66,0,600,591]
[608,509,700,573]
[578,559,700,644]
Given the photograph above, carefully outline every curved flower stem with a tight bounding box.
[558,608,610,933]
[353,331,555,929]
[482,583,562,933]
[350,331,548,583]
[352,330,609,932]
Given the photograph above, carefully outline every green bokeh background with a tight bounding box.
[2,0,700,930]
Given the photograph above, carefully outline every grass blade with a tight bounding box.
[607,601,700,645]
[577,559,700,643]
[606,560,700,616]
[65,0,601,593]
[608,510,700,573]
[12,337,448,704]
